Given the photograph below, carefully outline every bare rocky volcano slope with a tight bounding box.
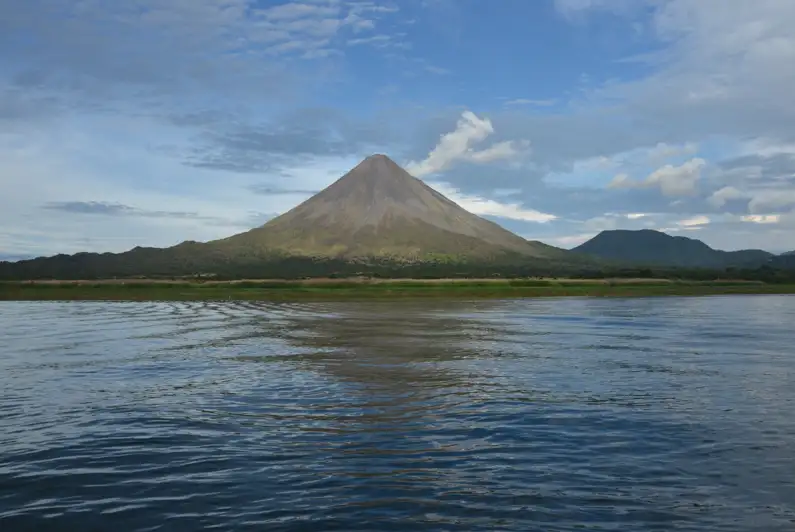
[215,154,563,260]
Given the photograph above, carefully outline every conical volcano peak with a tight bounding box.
[215,152,565,261]
[347,153,407,182]
[364,153,391,161]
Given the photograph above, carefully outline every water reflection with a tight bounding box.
[2,297,795,531]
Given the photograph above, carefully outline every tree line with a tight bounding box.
[2,253,794,283]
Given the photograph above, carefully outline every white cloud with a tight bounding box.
[707,186,795,214]
[428,182,556,223]
[609,158,706,196]
[644,158,706,196]
[748,190,795,213]
[708,186,746,207]
[466,140,530,163]
[740,138,795,157]
[677,215,710,227]
[742,214,780,224]
[626,212,647,219]
[405,111,531,177]
[347,34,392,46]
[556,142,699,188]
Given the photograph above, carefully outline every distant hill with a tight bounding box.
[771,251,795,269]
[0,155,581,280]
[573,229,773,269]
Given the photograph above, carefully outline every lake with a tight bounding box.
[1,296,794,531]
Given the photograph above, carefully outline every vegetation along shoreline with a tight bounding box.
[3,278,794,302]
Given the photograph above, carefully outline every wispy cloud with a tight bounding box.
[42,201,221,221]
[647,142,699,164]
[0,0,406,118]
[247,185,319,196]
[423,65,451,75]
[553,0,638,19]
[429,182,556,223]
[184,108,395,173]
[347,35,393,46]
[504,98,557,107]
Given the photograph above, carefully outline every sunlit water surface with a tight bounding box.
[1,296,794,531]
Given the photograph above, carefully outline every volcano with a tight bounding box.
[1,154,574,279]
[214,154,562,260]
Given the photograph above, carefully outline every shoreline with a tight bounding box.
[2,279,794,301]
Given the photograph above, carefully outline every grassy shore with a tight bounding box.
[2,278,795,301]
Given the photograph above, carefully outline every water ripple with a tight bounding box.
[1,296,795,531]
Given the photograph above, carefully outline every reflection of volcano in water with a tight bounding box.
[168,300,509,504]
[229,300,519,502]
[231,299,514,394]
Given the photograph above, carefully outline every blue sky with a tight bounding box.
[2,0,795,259]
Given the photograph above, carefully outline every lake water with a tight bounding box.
[1,296,794,531]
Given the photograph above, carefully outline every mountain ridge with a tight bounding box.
[573,229,773,268]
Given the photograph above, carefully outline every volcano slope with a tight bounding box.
[214,154,563,261]
[0,155,581,279]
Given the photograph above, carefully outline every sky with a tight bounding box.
[2,0,795,260]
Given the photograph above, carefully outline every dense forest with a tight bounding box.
[2,252,794,284]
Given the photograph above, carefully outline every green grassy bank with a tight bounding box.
[2,279,795,301]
